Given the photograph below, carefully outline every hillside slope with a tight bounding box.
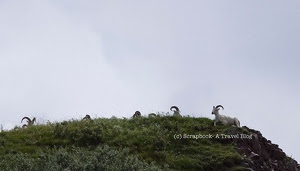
[0,115,298,171]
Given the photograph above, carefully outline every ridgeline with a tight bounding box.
[0,115,298,171]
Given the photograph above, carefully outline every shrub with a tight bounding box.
[0,145,164,171]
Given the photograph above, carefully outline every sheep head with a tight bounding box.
[148,113,156,117]
[21,117,31,123]
[133,111,141,118]
[170,106,180,112]
[212,105,224,115]
[21,116,36,126]
[82,114,92,121]
[171,106,182,117]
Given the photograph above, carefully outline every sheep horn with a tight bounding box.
[215,105,224,110]
[149,113,156,117]
[32,117,36,124]
[135,111,141,115]
[170,106,179,111]
[83,115,91,120]
[21,117,31,123]
[133,111,141,118]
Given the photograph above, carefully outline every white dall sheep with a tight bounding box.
[211,105,240,127]
[170,106,182,117]
[148,113,157,118]
[21,116,36,128]
[82,114,92,121]
[133,111,141,118]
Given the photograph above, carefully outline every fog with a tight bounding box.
[0,0,299,161]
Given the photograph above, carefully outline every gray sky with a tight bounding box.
[0,0,299,161]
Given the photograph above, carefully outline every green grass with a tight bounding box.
[0,115,246,171]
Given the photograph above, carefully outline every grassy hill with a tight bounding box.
[0,114,266,170]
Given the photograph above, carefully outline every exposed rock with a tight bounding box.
[225,126,299,171]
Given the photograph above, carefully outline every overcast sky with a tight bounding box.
[0,0,299,161]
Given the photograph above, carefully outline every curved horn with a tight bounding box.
[133,111,141,118]
[83,115,91,120]
[215,105,224,110]
[21,117,31,123]
[32,117,36,124]
[170,106,179,111]
[22,124,28,128]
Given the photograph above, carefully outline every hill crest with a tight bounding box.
[0,115,298,170]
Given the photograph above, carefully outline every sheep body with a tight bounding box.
[212,105,240,127]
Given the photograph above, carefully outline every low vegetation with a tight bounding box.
[0,114,246,171]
